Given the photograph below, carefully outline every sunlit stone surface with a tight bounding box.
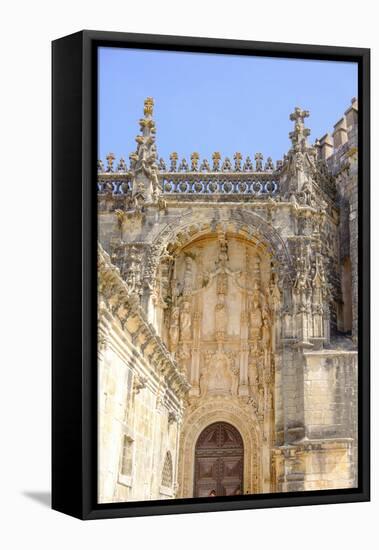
[97,98,358,502]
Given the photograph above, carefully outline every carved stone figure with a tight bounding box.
[261,318,271,350]
[169,307,180,351]
[183,257,193,296]
[125,246,142,297]
[212,151,221,171]
[180,301,192,340]
[249,297,262,341]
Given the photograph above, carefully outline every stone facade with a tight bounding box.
[97,97,358,502]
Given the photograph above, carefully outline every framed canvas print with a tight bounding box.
[52,31,370,520]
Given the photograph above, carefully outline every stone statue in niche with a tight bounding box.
[169,306,180,351]
[249,295,262,343]
[261,317,271,350]
[265,386,273,411]
[199,364,209,397]
[180,301,192,340]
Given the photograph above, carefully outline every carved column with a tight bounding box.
[189,310,201,397]
[239,310,249,396]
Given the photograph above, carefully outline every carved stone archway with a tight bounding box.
[177,397,262,498]
[152,207,293,277]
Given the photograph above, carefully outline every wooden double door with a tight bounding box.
[194,422,244,497]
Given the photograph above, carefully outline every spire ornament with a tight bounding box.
[280,107,321,199]
[289,107,311,150]
[255,152,263,171]
[106,152,115,172]
[190,152,200,171]
[212,152,221,172]
[169,152,178,172]
[143,96,154,117]
[117,157,127,172]
[234,152,243,171]
[129,97,161,205]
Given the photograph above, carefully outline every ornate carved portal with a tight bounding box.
[194,422,244,497]
[160,232,277,402]
[155,230,279,495]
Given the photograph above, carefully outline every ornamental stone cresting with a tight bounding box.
[97,97,358,502]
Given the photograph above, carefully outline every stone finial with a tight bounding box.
[117,157,127,172]
[212,152,221,171]
[130,97,160,202]
[97,159,104,173]
[289,107,311,148]
[234,152,243,171]
[200,159,211,172]
[178,158,189,172]
[190,152,200,171]
[144,97,154,117]
[222,157,232,171]
[290,107,310,125]
[265,157,274,171]
[170,152,178,172]
[255,153,263,171]
[243,156,253,171]
[106,152,115,172]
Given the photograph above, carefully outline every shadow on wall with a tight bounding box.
[22,491,51,508]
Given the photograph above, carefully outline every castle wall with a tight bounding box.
[325,98,359,340]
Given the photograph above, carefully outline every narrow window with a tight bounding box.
[120,435,133,477]
[161,451,173,488]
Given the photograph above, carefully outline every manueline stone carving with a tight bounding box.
[180,301,192,341]
[98,100,358,501]
[169,306,180,351]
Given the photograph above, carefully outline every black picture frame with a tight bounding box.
[52,30,370,520]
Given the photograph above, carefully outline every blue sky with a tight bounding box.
[98,47,357,165]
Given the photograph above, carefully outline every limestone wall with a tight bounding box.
[97,247,188,503]
[303,350,357,440]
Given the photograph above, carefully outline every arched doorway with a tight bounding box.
[194,422,244,497]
